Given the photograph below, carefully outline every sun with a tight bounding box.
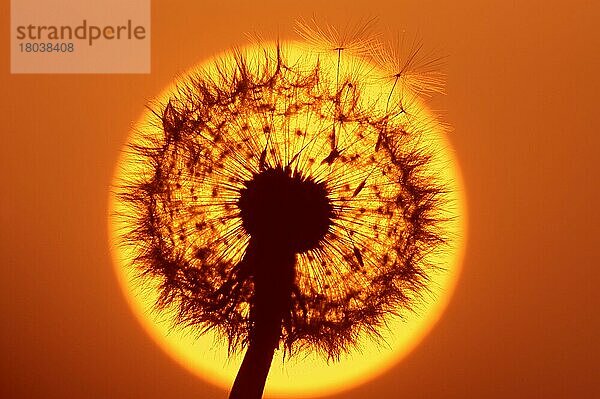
[108,41,466,398]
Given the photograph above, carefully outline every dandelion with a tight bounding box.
[115,22,455,399]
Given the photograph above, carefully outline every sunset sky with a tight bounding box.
[1,1,598,398]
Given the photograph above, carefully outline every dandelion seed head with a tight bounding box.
[117,40,454,361]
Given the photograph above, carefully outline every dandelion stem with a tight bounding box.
[229,240,296,399]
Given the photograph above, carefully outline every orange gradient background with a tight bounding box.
[1,1,598,399]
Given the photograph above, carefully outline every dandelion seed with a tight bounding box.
[372,32,447,96]
[295,17,381,56]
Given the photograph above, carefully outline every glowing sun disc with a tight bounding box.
[108,41,467,398]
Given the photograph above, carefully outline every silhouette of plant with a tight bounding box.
[117,21,451,399]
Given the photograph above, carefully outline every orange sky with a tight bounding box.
[1,1,598,398]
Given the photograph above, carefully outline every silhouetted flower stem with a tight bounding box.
[228,240,296,399]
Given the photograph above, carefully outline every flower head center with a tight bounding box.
[238,166,334,253]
